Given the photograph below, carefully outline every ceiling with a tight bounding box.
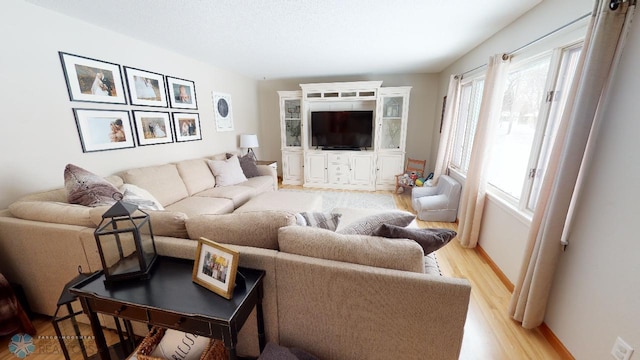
[25,0,542,80]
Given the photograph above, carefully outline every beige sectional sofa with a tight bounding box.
[0,153,471,360]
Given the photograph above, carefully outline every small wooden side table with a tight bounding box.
[70,256,266,360]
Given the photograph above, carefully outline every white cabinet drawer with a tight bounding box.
[327,153,349,164]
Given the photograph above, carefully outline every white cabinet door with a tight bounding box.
[282,151,303,185]
[350,154,374,185]
[376,153,404,187]
[305,153,327,183]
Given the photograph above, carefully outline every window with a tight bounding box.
[450,76,484,174]
[486,44,583,212]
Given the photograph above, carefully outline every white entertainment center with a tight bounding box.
[278,81,411,191]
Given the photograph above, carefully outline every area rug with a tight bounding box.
[279,189,396,212]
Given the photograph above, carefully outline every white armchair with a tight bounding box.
[411,175,461,222]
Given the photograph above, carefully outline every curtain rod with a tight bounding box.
[459,11,592,78]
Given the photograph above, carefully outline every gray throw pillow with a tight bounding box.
[64,164,121,207]
[336,211,415,235]
[373,224,457,255]
[227,152,260,178]
[296,212,342,231]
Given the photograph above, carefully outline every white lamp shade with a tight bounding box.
[240,134,259,148]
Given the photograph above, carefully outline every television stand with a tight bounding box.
[321,146,361,151]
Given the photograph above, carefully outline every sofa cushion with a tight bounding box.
[227,153,261,178]
[89,206,189,238]
[241,176,275,193]
[336,211,416,235]
[194,186,255,208]
[165,197,234,218]
[64,164,121,207]
[174,158,217,195]
[207,156,247,187]
[120,164,189,207]
[373,225,457,255]
[186,211,296,250]
[278,226,424,273]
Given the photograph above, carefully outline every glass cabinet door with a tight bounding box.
[284,99,301,147]
[379,96,403,149]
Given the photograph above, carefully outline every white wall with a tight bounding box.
[257,74,440,177]
[438,0,640,358]
[0,0,259,209]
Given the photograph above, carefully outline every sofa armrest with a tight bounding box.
[256,165,277,188]
[411,185,440,198]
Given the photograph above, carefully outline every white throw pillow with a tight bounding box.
[149,329,210,360]
[120,184,164,211]
[207,155,248,186]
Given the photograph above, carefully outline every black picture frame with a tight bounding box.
[132,110,174,146]
[124,67,168,107]
[59,52,127,104]
[73,109,135,152]
[172,112,202,142]
[167,76,198,109]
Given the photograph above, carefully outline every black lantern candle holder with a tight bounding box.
[94,196,157,285]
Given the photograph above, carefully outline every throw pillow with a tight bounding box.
[64,164,121,207]
[207,155,248,186]
[148,328,210,360]
[374,224,457,255]
[120,184,164,211]
[296,212,342,231]
[336,211,415,236]
[226,152,260,178]
[257,342,319,360]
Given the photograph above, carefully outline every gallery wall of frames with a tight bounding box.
[59,52,235,153]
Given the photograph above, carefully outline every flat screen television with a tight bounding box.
[311,111,373,149]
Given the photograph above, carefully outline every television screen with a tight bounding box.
[311,111,373,149]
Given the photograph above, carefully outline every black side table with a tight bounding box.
[70,256,266,360]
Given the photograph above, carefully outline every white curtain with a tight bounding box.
[457,54,510,248]
[433,75,461,182]
[509,0,636,329]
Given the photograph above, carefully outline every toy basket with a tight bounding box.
[129,326,228,360]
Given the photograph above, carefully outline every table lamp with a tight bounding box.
[240,134,259,159]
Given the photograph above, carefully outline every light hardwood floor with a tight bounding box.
[0,187,565,360]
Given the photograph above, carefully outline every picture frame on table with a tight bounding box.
[172,112,202,142]
[124,67,168,107]
[73,109,135,153]
[59,52,127,104]
[167,76,198,109]
[192,237,239,299]
[212,92,234,132]
[132,111,173,146]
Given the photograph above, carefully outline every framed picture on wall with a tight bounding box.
[167,76,198,109]
[73,109,135,152]
[59,52,127,104]
[132,111,173,146]
[212,92,234,132]
[172,112,202,142]
[124,67,168,107]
